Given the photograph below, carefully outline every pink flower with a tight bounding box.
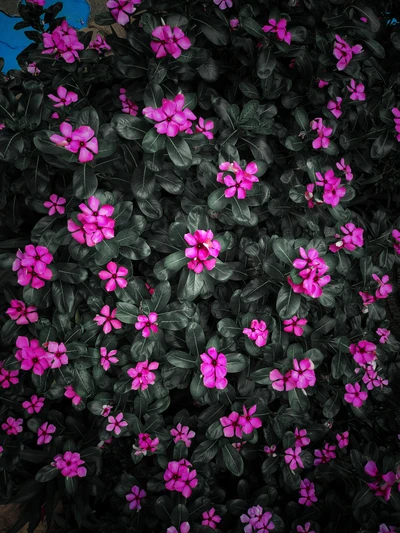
[135,313,158,338]
[327,97,343,119]
[372,274,392,299]
[230,18,239,29]
[48,86,78,108]
[359,291,375,308]
[167,524,191,533]
[349,340,377,366]
[329,223,364,253]
[100,347,118,371]
[42,22,84,63]
[336,158,353,181]
[52,451,87,477]
[101,405,112,417]
[99,262,128,291]
[360,17,368,23]
[323,178,346,207]
[119,89,139,116]
[202,508,221,530]
[43,194,66,216]
[295,428,310,448]
[344,382,368,407]
[107,0,140,25]
[333,34,363,71]
[317,79,329,88]
[243,319,269,347]
[145,282,155,295]
[126,485,146,511]
[292,358,316,389]
[347,79,366,101]
[264,444,277,456]
[283,316,307,336]
[37,422,56,445]
[311,117,332,149]
[89,34,111,53]
[217,161,259,199]
[220,411,243,438]
[68,196,115,247]
[379,525,397,533]
[305,183,318,208]
[1,417,23,436]
[392,229,400,254]
[298,479,317,506]
[184,229,221,273]
[297,523,316,533]
[150,25,191,59]
[285,447,304,470]
[200,347,228,389]
[195,117,214,139]
[22,395,45,414]
[94,306,122,334]
[376,328,390,344]
[128,360,159,390]
[46,341,68,369]
[50,122,98,163]
[133,433,159,455]
[27,0,45,6]
[314,443,336,465]
[143,94,196,137]
[336,431,349,449]
[171,423,195,447]
[262,18,292,44]
[392,108,400,142]
[0,362,19,389]
[270,368,296,391]
[213,0,233,9]
[13,245,53,289]
[239,405,262,434]
[15,336,51,376]
[164,459,198,497]
[106,412,128,435]
[64,385,81,405]
[27,62,40,75]
[6,300,38,325]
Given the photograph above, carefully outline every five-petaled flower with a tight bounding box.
[128,360,159,390]
[184,230,221,273]
[37,422,56,445]
[48,86,78,108]
[106,412,128,435]
[2,417,23,436]
[52,451,87,477]
[6,300,38,325]
[143,94,196,137]
[344,382,368,407]
[99,262,128,291]
[44,194,66,216]
[100,347,119,371]
[150,25,191,59]
[50,122,98,163]
[94,305,122,334]
[106,0,141,25]
[126,485,146,511]
[200,347,228,389]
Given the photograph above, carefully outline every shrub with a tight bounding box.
[1,1,400,532]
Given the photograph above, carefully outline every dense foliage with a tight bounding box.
[1,1,400,532]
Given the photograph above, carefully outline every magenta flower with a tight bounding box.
[0,362,19,389]
[376,328,390,344]
[323,178,346,207]
[135,313,158,337]
[349,340,377,366]
[311,117,332,149]
[214,0,233,9]
[344,382,368,407]
[262,18,292,44]
[184,229,221,273]
[46,341,68,369]
[26,1,45,7]
[93,306,122,334]
[170,423,196,447]
[327,97,343,119]
[329,223,364,253]
[285,447,304,470]
[239,405,262,434]
[143,94,196,137]
[37,422,56,445]
[89,34,111,53]
[68,196,115,247]
[101,405,112,417]
[145,282,155,295]
[292,358,316,389]
[295,428,310,448]
[297,523,316,533]
[392,229,400,254]
[106,412,128,436]
[217,161,259,199]
[270,368,296,391]
[202,508,221,530]
[42,22,84,63]
[336,158,353,181]
[195,118,214,139]
[100,347,118,371]
[314,443,336,465]
[127,360,159,390]
[379,525,397,533]
[167,524,191,533]
[126,485,146,511]
[333,34,363,71]
[13,245,53,289]
[304,183,318,208]
[150,25,191,59]
[52,451,87,477]
[317,79,329,88]
[347,79,366,101]
[1,417,23,436]
[99,262,128,291]
[6,300,38,325]
[298,479,317,506]
[220,411,243,438]
[43,194,66,216]
[283,316,307,337]
[133,433,159,455]
[359,291,375,308]
[336,431,349,449]
[119,89,139,116]
[48,86,78,108]
[64,385,81,405]
[27,62,40,75]
[372,274,392,299]
[243,319,269,347]
[264,444,277,456]
[200,347,228,389]
[50,122,98,163]
[15,336,51,376]
[107,0,140,25]
[164,459,198,497]
[392,108,400,142]
[22,395,45,414]
[315,168,337,187]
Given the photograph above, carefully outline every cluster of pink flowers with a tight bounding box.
[315,169,346,207]
[283,316,307,337]
[285,447,304,470]
[333,34,363,71]
[329,223,364,253]
[52,451,87,478]
[126,485,146,511]
[270,358,316,391]
[6,300,38,325]
[107,0,141,25]
[262,19,292,44]
[240,506,275,533]
[243,319,269,346]
[51,122,98,163]
[349,340,388,392]
[336,431,349,449]
[94,305,122,334]
[119,88,138,116]
[170,423,195,447]
[143,94,196,137]
[288,247,331,298]
[132,433,159,455]
[13,245,53,289]
[2,417,23,436]
[48,86,78,109]
[128,360,159,390]
[37,422,56,445]
[364,461,399,501]
[392,229,400,253]
[68,196,115,247]
[0,363,19,389]
[64,385,81,405]
[15,336,51,376]
[392,108,400,142]
[314,443,336,465]
[216,161,259,199]
[150,25,191,59]
[347,79,366,101]
[202,508,221,529]
[184,230,221,274]
[100,347,118,371]
[298,479,318,506]
[310,118,332,149]
[200,347,228,389]
[89,34,111,53]
[44,194,66,216]
[164,459,198,497]
[42,21,84,63]
[220,405,262,438]
[22,395,44,414]
[214,0,233,9]
[106,412,128,435]
[135,313,158,337]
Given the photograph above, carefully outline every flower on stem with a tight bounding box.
[106,412,128,435]
[285,447,304,470]
[347,79,366,101]
[1,417,23,436]
[43,194,66,216]
[48,86,78,107]
[170,423,195,447]
[344,382,368,407]
[184,230,221,273]
[99,262,128,291]
[100,347,118,371]
[22,395,45,414]
[37,422,56,445]
[126,485,146,511]
[202,508,221,529]
[283,316,307,336]
[327,97,342,119]
[93,306,122,334]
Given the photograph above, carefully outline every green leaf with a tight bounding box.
[167,350,197,369]
[151,281,171,312]
[120,238,151,260]
[111,114,149,140]
[142,128,166,154]
[272,238,296,265]
[207,261,232,282]
[226,353,248,373]
[276,284,301,320]
[52,281,74,314]
[55,264,88,284]
[143,82,163,108]
[185,322,205,357]
[217,318,242,338]
[285,136,306,151]
[154,251,188,281]
[195,15,229,46]
[256,48,276,79]
[231,197,251,224]
[208,189,230,211]
[73,165,97,200]
[191,439,219,465]
[288,388,310,413]
[166,136,192,169]
[222,442,244,476]
[158,310,189,330]
[35,465,58,482]
[323,393,341,418]
[370,131,394,159]
[262,456,280,478]
[116,302,139,324]
[352,485,376,509]
[95,239,120,265]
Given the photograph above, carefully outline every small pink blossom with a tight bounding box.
[150,25,191,59]
[391,108,400,142]
[297,523,316,533]
[22,395,45,414]
[27,62,40,75]
[314,443,336,465]
[202,508,221,530]
[329,223,364,253]
[46,341,68,369]
[89,34,111,53]
[42,22,84,63]
[285,447,304,470]
[184,229,221,273]
[94,305,122,334]
[323,178,346,207]
[0,362,19,389]
[99,262,128,291]
[133,433,159,455]
[230,18,239,29]
[200,347,228,389]
[143,94,196,137]
[283,316,307,336]
[126,485,146,511]
[379,525,397,533]
[13,245,53,289]
[376,328,390,344]
[372,274,392,299]
[106,412,128,436]
[195,117,214,139]
[270,368,296,391]
[101,405,112,417]
[48,86,78,108]
[262,18,292,44]
[239,405,262,434]
[344,382,368,407]
[336,158,353,181]
[392,229,400,254]
[243,319,269,346]
[100,347,118,371]
[359,291,375,308]
[349,341,377,366]
[52,451,87,477]
[264,444,277,456]
[64,385,81,405]
[119,89,138,116]
[43,194,66,216]
[213,0,233,9]
[27,0,45,6]
[167,524,191,533]
[311,117,332,149]
[299,479,318,506]
[360,17,368,23]
[317,79,329,88]
[295,428,310,448]
[128,360,159,390]
[347,79,366,101]
[145,282,155,295]
[107,0,141,25]
[1,417,23,436]
[327,97,342,119]
[336,431,349,449]
[333,34,363,71]
[135,312,158,337]
[37,422,56,445]
[15,336,51,376]
[6,300,38,325]
[220,411,242,438]
[171,423,195,447]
